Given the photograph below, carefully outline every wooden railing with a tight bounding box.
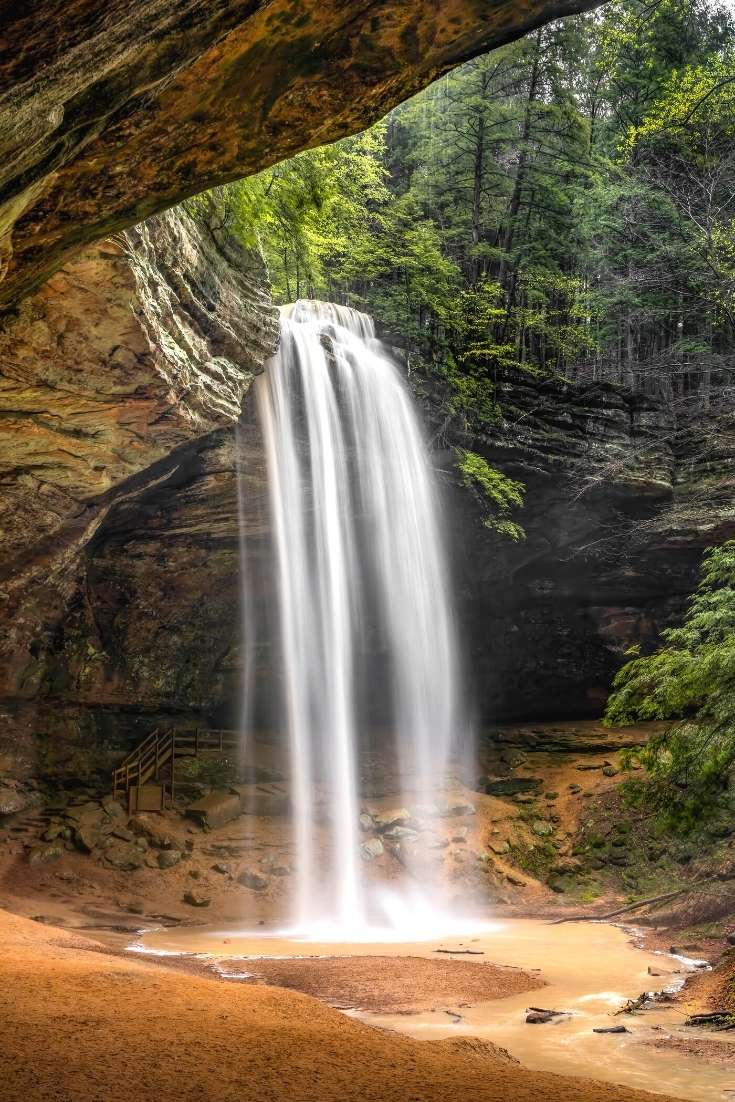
[112,727,241,810]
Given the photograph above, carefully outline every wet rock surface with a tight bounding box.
[423,373,735,720]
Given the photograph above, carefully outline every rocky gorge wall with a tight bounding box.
[3,203,735,789]
[0,206,278,784]
[429,373,735,719]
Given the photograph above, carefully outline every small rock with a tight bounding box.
[183,891,210,907]
[64,803,104,826]
[602,765,619,778]
[358,812,374,832]
[489,840,510,855]
[568,784,582,794]
[0,787,31,817]
[111,825,135,843]
[130,814,177,849]
[593,1026,629,1034]
[361,838,384,861]
[75,824,103,853]
[383,825,418,840]
[270,864,291,876]
[101,796,126,819]
[212,863,231,875]
[374,808,412,830]
[526,1010,554,1024]
[122,901,145,915]
[437,800,476,818]
[451,826,469,843]
[532,820,554,837]
[28,842,64,865]
[544,792,559,801]
[157,850,182,870]
[238,869,268,891]
[526,1008,567,1024]
[501,751,527,769]
[104,842,145,871]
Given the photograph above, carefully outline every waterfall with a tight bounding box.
[254,299,465,937]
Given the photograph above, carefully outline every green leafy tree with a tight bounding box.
[456,450,526,539]
[605,541,735,827]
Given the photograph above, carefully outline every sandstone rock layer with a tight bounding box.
[1,0,602,308]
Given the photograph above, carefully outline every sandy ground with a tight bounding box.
[216,953,544,1011]
[0,907,687,1102]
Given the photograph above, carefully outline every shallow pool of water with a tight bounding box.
[136,918,733,1101]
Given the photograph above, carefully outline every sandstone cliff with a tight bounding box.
[431,373,735,719]
[0,207,277,779]
[0,0,602,310]
[3,201,735,783]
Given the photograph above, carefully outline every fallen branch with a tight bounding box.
[433,948,485,955]
[686,1011,735,1031]
[550,886,694,925]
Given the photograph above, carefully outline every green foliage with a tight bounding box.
[509,839,557,878]
[605,541,735,827]
[197,0,735,426]
[178,754,239,789]
[456,450,526,539]
[219,125,392,302]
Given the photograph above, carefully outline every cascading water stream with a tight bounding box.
[254,299,466,937]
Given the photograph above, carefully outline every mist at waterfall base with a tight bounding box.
[239,300,483,943]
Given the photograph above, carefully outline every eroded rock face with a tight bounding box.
[0,0,602,309]
[427,374,735,719]
[3,214,733,782]
[20,362,735,782]
[0,206,278,710]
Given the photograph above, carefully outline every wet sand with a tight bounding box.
[0,907,685,1102]
[213,952,544,1011]
[138,918,735,1102]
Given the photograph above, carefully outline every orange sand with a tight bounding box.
[0,908,686,1102]
[219,952,544,1011]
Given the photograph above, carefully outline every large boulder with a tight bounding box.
[185,790,241,830]
[0,205,278,727]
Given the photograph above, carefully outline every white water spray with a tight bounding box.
[255,300,466,937]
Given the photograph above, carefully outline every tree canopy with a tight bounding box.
[216,0,735,422]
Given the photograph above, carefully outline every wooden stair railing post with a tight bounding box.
[170,730,176,808]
